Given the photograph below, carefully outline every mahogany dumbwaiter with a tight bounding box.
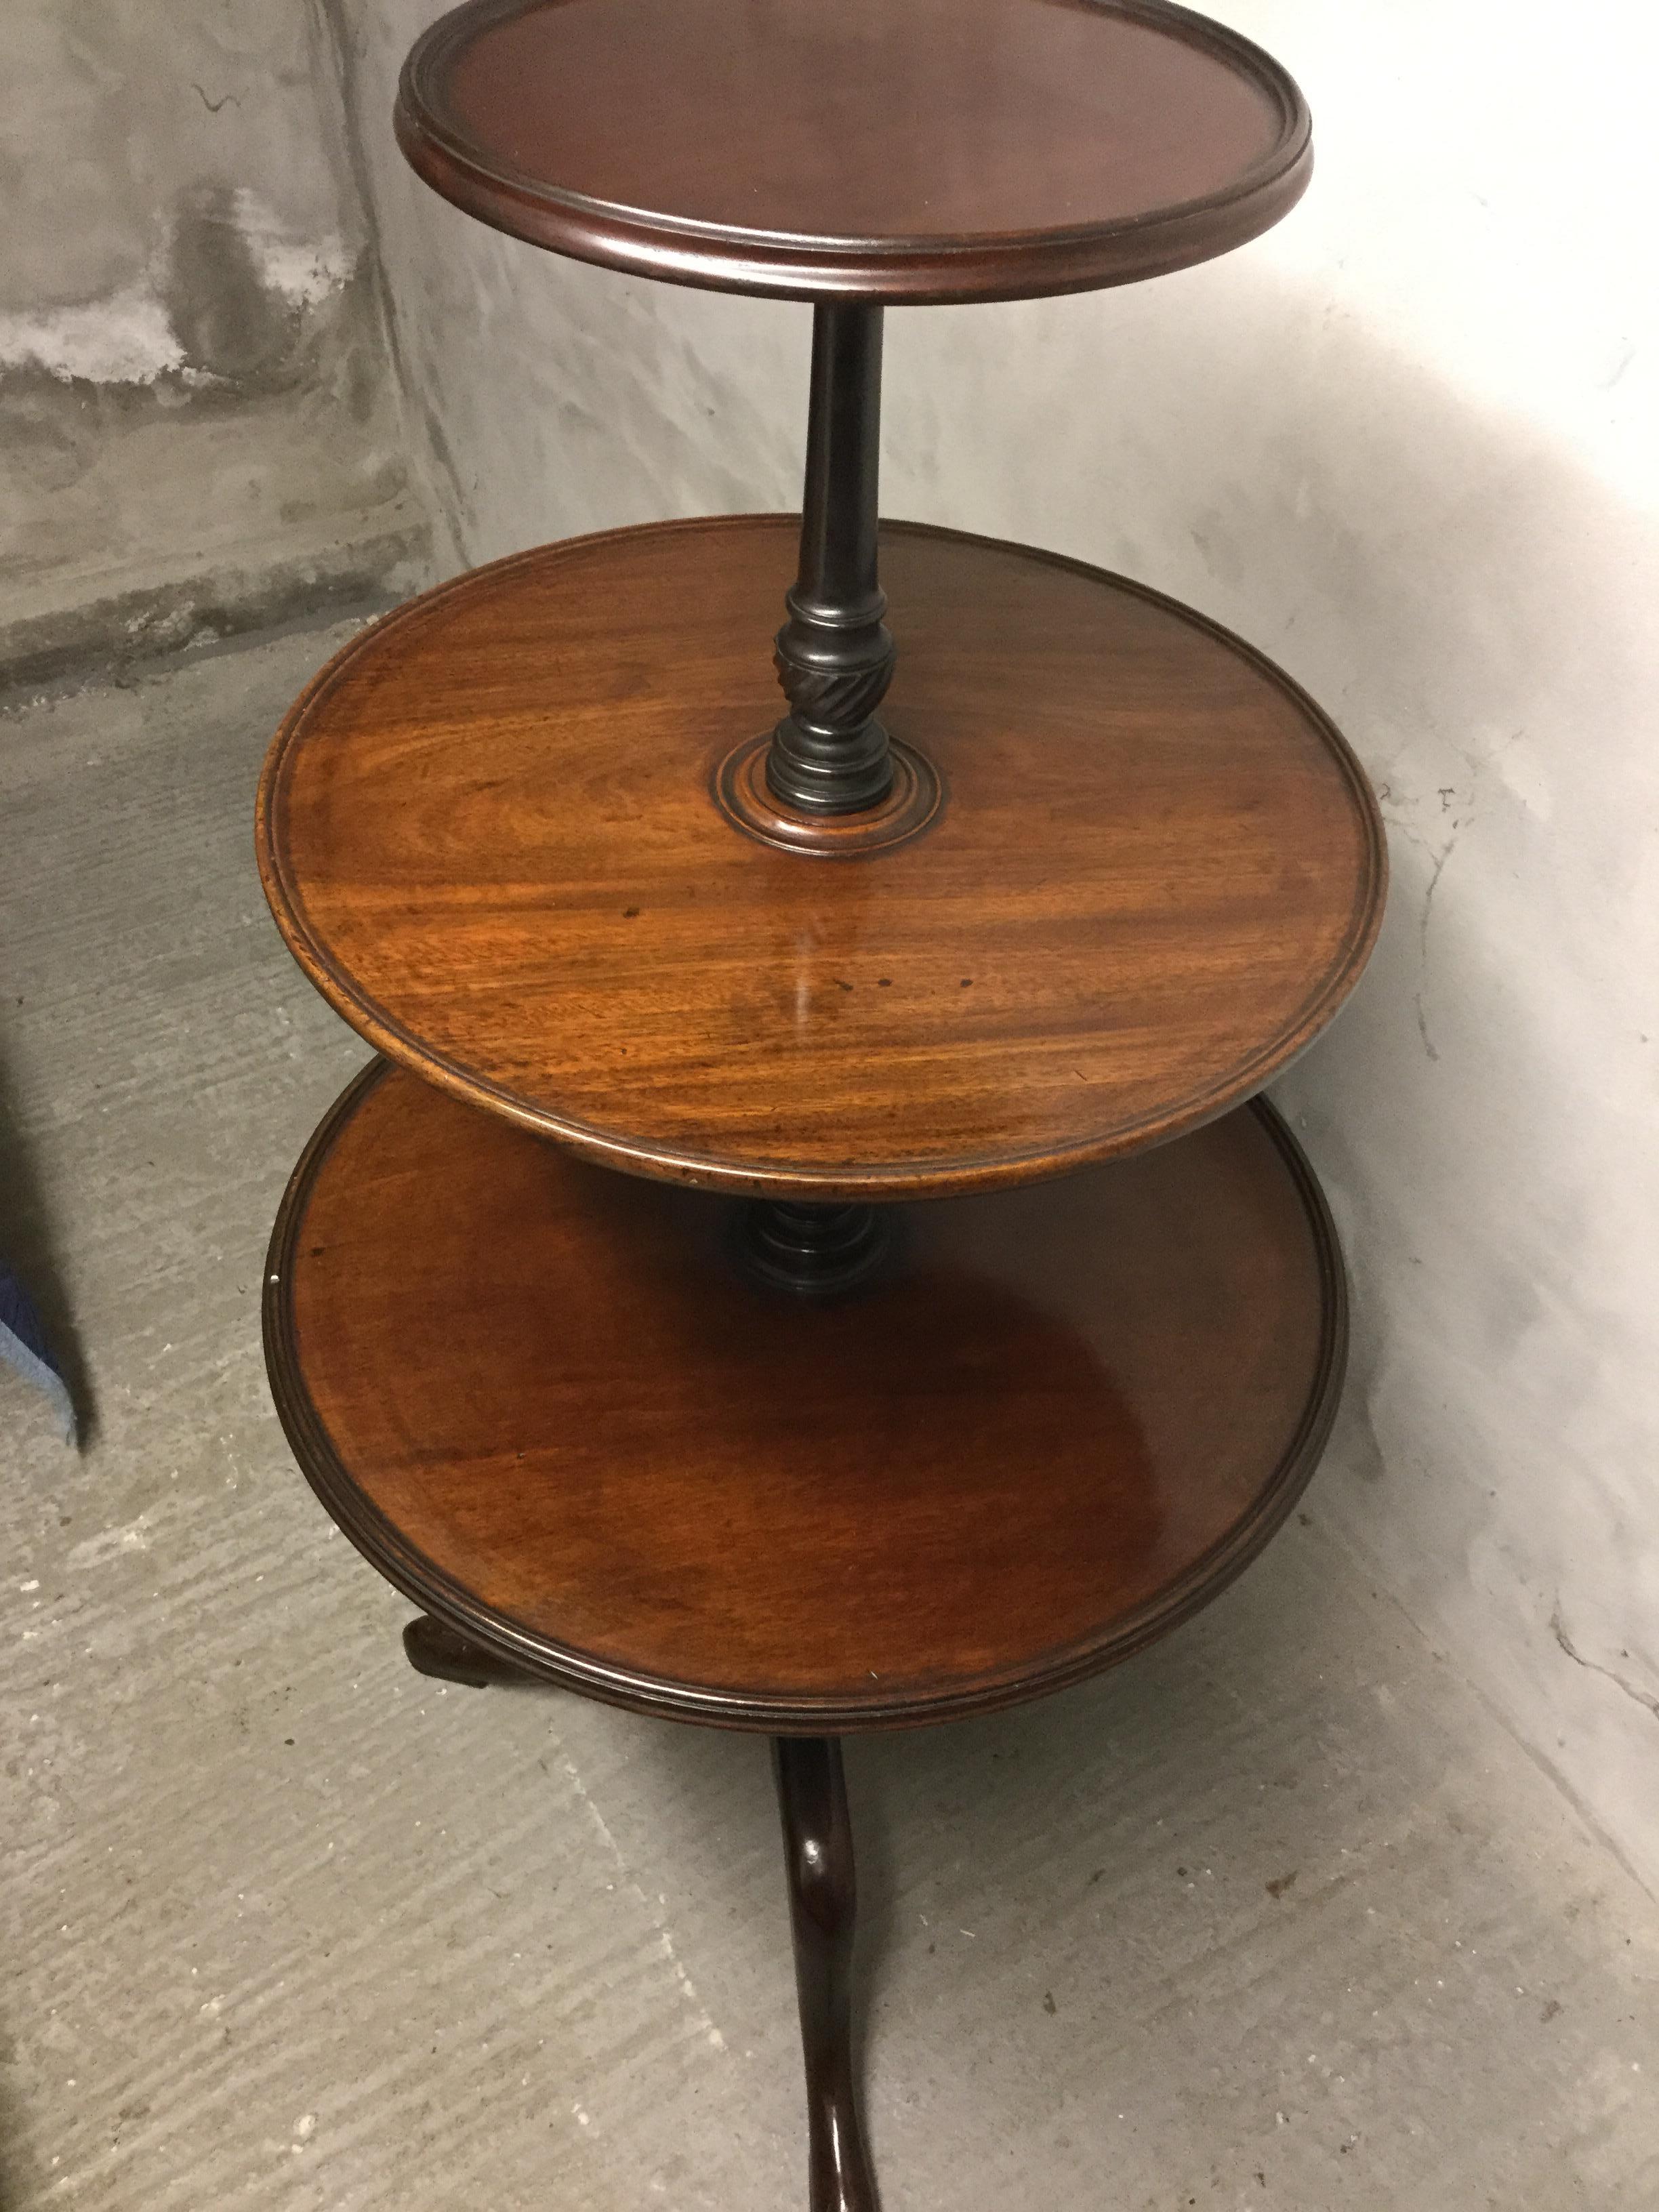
[255,1,1387,2203]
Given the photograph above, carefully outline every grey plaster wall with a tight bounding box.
[0,0,433,687]
[340,0,1659,1894]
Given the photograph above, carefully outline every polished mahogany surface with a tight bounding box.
[264,1061,1345,1732]
[258,517,1385,1202]
[396,0,1311,303]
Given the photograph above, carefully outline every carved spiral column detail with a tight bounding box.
[764,304,897,817]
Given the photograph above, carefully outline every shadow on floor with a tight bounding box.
[0,1032,94,1448]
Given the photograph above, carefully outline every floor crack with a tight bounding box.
[1551,1601,1659,1721]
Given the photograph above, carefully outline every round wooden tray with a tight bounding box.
[258,516,1385,1202]
[264,1059,1346,1732]
[396,0,1311,303]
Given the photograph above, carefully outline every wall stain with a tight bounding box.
[164,184,296,386]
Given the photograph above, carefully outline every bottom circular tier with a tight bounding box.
[264,1063,1345,1731]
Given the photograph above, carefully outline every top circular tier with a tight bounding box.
[396,0,1312,304]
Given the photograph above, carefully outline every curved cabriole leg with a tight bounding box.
[773,1737,879,2212]
[403,1614,537,1687]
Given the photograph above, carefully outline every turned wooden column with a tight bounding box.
[766,305,896,817]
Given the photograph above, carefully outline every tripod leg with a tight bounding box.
[403,1614,539,1688]
[773,1736,879,2212]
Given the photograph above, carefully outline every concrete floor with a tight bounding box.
[2,623,1657,2212]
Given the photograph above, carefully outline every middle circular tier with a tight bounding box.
[258,516,1384,1200]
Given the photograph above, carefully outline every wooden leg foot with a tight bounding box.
[773,1736,879,2212]
[403,1614,537,1687]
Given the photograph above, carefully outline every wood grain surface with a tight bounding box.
[396,0,1311,304]
[264,1061,1346,1732]
[258,516,1385,1202]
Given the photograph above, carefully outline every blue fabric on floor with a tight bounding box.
[0,1260,75,1443]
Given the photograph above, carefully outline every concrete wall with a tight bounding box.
[0,0,432,687]
[348,3,1659,1892]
